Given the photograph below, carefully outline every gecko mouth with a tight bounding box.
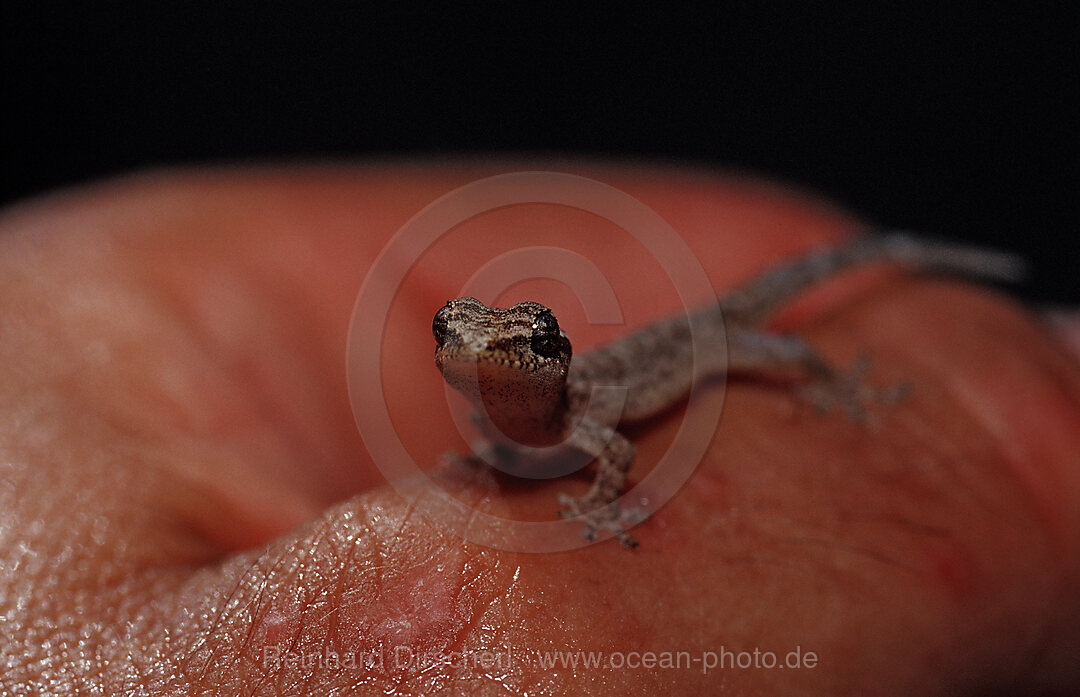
[436,347,545,374]
[435,348,550,405]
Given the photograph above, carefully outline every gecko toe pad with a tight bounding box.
[557,494,648,549]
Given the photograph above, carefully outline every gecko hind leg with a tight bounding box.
[796,353,910,421]
[729,329,909,421]
[557,418,648,548]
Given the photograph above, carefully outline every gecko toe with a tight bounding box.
[557,493,582,519]
[798,353,908,421]
[620,506,650,527]
[559,496,647,548]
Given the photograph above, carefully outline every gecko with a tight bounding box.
[431,233,1022,548]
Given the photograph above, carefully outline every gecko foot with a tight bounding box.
[797,354,910,421]
[557,494,649,548]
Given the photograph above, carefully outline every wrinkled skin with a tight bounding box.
[1,163,1078,696]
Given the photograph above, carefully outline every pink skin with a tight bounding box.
[1,163,1079,695]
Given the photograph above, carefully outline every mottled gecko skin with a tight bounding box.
[432,233,1022,548]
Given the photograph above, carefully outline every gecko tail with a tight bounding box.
[865,230,1027,284]
[720,230,1027,324]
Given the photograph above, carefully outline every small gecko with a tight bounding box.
[432,233,1022,548]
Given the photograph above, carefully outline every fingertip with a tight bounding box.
[1046,309,1080,362]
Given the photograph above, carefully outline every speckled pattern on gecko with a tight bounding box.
[432,233,1022,548]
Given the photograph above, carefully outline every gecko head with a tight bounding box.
[432,297,572,407]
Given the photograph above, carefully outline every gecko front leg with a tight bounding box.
[556,417,649,548]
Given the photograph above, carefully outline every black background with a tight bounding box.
[2,4,1076,302]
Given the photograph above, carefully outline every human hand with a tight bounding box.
[2,164,1078,695]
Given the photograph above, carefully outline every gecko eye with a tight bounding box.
[530,310,561,358]
[432,305,451,346]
